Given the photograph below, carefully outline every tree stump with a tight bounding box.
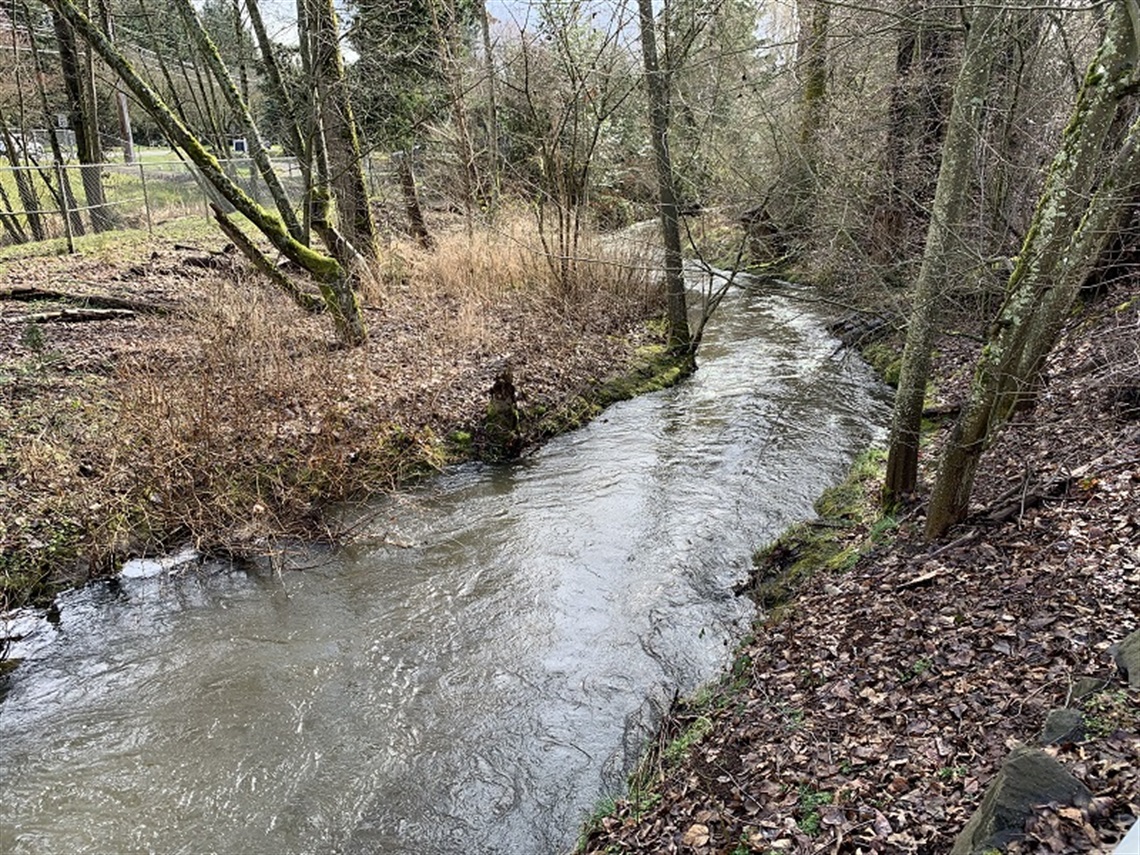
[484,368,522,461]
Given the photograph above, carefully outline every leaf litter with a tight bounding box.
[583,283,1139,854]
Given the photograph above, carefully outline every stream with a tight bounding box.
[0,279,891,854]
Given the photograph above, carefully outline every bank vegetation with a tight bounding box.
[0,212,674,608]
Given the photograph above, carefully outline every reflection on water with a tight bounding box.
[0,284,890,854]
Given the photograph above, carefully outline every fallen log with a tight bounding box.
[3,308,136,323]
[0,287,167,314]
[175,242,236,271]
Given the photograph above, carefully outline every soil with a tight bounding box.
[581,282,1139,854]
[0,227,668,607]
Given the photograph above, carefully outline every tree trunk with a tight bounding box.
[0,110,45,242]
[22,0,85,237]
[397,151,433,249]
[246,0,305,162]
[883,1,1004,506]
[96,0,135,163]
[477,0,499,211]
[80,0,111,230]
[302,0,377,256]
[430,0,479,231]
[789,0,829,237]
[982,7,1043,255]
[51,7,112,233]
[637,0,692,356]
[44,0,367,345]
[4,57,49,242]
[876,1,918,273]
[925,2,1140,538]
[172,0,304,242]
[876,0,957,279]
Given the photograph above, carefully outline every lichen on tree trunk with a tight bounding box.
[924,1,1140,538]
[883,1,1003,507]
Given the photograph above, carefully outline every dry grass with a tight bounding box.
[1,212,667,607]
[375,207,660,323]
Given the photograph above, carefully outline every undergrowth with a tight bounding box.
[1,213,669,610]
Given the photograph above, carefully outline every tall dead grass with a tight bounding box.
[96,212,663,565]
[369,209,661,330]
[110,280,433,558]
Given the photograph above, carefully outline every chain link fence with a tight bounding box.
[0,154,408,251]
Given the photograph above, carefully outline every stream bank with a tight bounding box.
[0,222,677,610]
[0,282,891,854]
[580,281,1140,854]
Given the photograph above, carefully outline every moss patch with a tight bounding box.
[862,341,902,387]
[525,343,693,443]
[750,447,889,609]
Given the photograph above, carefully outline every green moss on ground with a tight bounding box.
[525,344,693,443]
[862,341,902,387]
[750,447,891,611]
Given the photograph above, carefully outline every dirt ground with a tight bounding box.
[0,223,667,606]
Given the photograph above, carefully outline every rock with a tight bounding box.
[1071,676,1109,700]
[1108,628,1140,688]
[951,745,1091,855]
[1039,708,1085,745]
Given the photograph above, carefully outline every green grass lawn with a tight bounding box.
[0,151,300,262]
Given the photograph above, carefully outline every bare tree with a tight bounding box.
[501,2,639,292]
[925,0,1140,537]
[637,0,691,355]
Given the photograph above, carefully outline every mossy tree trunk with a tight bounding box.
[245,0,312,238]
[925,1,1140,538]
[245,0,305,163]
[302,0,377,257]
[43,0,367,345]
[883,1,1004,507]
[637,0,692,357]
[172,0,305,243]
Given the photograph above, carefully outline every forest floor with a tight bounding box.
[0,216,671,609]
[582,279,1139,854]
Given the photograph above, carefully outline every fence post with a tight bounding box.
[56,162,75,254]
[138,161,153,235]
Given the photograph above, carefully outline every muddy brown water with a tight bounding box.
[0,279,891,854]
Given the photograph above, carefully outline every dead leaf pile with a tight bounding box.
[584,284,1138,854]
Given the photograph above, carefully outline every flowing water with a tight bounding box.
[0,281,891,854]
